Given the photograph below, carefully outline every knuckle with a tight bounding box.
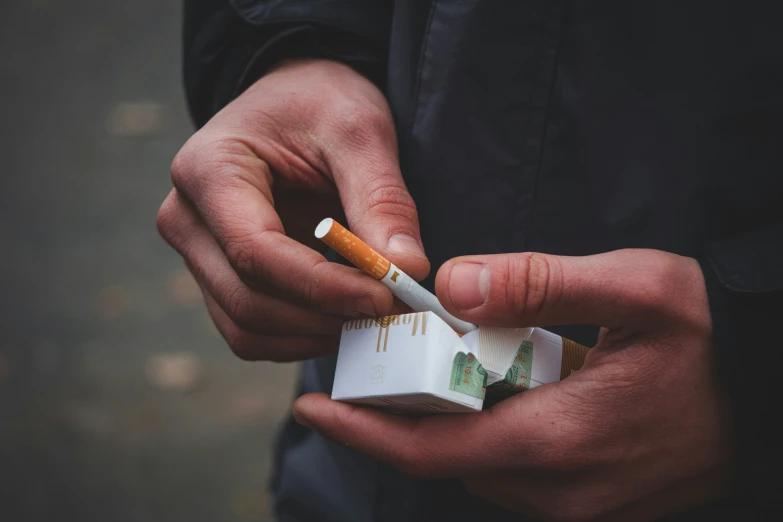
[293,260,333,311]
[155,195,177,239]
[364,180,419,223]
[626,259,675,311]
[171,139,254,196]
[505,253,560,318]
[288,270,319,309]
[221,285,258,331]
[156,194,193,253]
[617,250,710,331]
[626,284,663,313]
[333,101,390,143]
[297,278,322,310]
[170,144,198,189]
[224,234,264,283]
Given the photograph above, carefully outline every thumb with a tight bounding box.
[435,249,698,331]
[326,107,430,281]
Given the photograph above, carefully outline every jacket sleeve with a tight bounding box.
[699,221,783,516]
[183,0,393,127]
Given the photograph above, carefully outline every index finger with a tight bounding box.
[292,391,554,479]
[171,144,393,317]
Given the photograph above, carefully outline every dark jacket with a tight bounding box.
[184,1,783,520]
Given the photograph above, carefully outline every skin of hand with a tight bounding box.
[293,249,734,521]
[157,59,429,361]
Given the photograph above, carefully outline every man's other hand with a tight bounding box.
[157,59,429,361]
[293,250,733,520]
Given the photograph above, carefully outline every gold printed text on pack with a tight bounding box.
[339,313,430,352]
[411,312,428,336]
[375,316,397,352]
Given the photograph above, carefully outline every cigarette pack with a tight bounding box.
[331,312,589,415]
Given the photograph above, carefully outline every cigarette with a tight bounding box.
[315,218,478,334]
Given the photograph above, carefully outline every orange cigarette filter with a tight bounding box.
[315,218,391,279]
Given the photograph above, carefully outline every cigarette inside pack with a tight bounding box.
[331,312,589,415]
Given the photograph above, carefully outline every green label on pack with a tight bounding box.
[449,352,487,399]
[495,340,534,390]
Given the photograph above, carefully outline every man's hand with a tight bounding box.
[292,250,733,520]
[157,59,429,361]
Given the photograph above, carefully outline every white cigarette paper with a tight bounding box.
[380,261,477,334]
[315,218,477,334]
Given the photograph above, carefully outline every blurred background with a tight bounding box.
[0,2,298,521]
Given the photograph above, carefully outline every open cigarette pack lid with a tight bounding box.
[332,312,589,414]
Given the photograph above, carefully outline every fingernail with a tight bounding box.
[448,263,490,310]
[292,400,314,429]
[386,234,426,259]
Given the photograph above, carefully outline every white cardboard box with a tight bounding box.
[331,312,484,413]
[331,312,590,415]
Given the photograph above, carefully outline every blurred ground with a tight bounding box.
[0,2,298,521]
